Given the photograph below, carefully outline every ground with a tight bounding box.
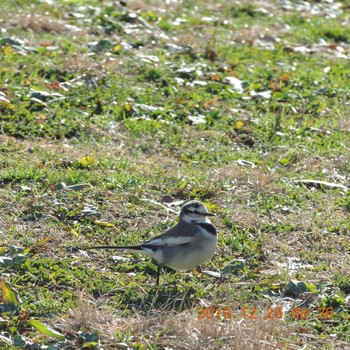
[0,0,349,349]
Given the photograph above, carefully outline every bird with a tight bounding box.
[83,200,217,285]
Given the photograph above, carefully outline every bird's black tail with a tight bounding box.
[82,245,143,251]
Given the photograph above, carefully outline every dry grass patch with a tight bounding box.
[0,12,66,35]
[18,14,66,34]
[63,290,297,350]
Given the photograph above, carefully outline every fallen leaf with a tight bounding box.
[223,76,245,93]
[192,80,207,86]
[36,237,50,246]
[177,179,189,190]
[13,335,27,347]
[89,39,113,52]
[201,270,222,278]
[37,113,46,125]
[113,44,122,53]
[39,41,53,47]
[78,155,96,168]
[280,73,291,81]
[136,54,159,63]
[293,179,348,190]
[123,103,133,112]
[71,228,80,238]
[67,204,84,217]
[45,81,62,90]
[27,320,65,340]
[0,280,20,309]
[203,96,220,109]
[65,184,93,191]
[188,114,206,125]
[3,46,12,55]
[204,48,217,60]
[283,280,308,297]
[0,94,10,104]
[250,90,271,99]
[93,221,115,227]
[223,259,246,274]
[269,82,281,91]
[209,74,221,81]
[235,120,246,129]
[19,310,30,321]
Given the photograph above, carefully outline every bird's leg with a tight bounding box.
[156,263,163,286]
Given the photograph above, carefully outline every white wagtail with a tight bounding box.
[83,200,217,285]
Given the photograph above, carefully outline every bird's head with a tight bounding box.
[179,200,215,224]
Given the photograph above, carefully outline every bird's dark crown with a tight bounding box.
[180,201,214,219]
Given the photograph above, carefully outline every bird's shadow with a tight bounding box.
[128,282,197,313]
[83,256,222,313]
[119,265,206,312]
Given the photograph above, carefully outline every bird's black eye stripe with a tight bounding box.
[184,209,196,213]
[184,208,206,215]
[189,209,204,215]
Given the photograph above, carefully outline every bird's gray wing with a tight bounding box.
[142,221,198,247]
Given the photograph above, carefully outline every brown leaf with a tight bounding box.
[203,96,220,109]
[269,82,281,91]
[204,48,217,60]
[39,41,53,47]
[45,81,62,90]
[19,310,30,321]
[209,74,221,81]
[326,44,338,50]
[280,73,291,81]
[37,113,46,125]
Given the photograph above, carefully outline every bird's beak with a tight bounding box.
[203,212,215,217]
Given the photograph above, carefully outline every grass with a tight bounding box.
[0,0,349,348]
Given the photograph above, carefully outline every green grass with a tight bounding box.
[0,0,349,348]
